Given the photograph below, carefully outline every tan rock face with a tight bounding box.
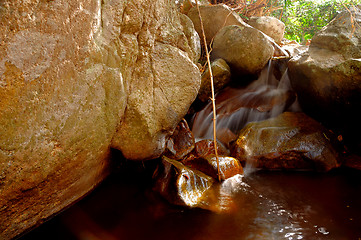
[187,4,248,45]
[288,6,361,143]
[110,1,201,160]
[0,0,200,238]
[247,16,285,44]
[231,112,340,172]
[211,25,274,76]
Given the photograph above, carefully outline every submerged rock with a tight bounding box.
[247,16,285,44]
[211,25,274,76]
[231,112,340,171]
[165,119,195,160]
[198,58,231,102]
[288,6,361,148]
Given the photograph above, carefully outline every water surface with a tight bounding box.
[20,161,361,240]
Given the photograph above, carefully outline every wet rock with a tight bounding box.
[247,16,285,44]
[342,154,361,171]
[215,128,237,148]
[211,25,274,76]
[165,119,195,160]
[288,6,361,147]
[187,4,248,45]
[192,76,296,139]
[231,112,340,171]
[154,156,215,207]
[198,58,231,102]
[182,155,243,180]
[154,156,245,212]
[187,139,230,159]
[0,0,200,238]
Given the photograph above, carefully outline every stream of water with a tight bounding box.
[192,60,300,142]
[20,160,361,240]
[19,61,361,240]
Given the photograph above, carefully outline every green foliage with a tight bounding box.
[270,0,360,43]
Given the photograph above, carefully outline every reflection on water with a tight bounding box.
[20,161,361,240]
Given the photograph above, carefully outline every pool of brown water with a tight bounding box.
[19,160,361,240]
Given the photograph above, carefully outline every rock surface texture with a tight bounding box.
[187,4,248,45]
[0,0,200,239]
[247,16,285,44]
[288,7,361,145]
[198,58,231,102]
[211,25,274,76]
[231,112,340,171]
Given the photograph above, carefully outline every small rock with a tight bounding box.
[188,139,229,159]
[153,156,245,213]
[182,155,243,180]
[231,112,340,171]
[198,58,231,102]
[154,156,215,207]
[165,119,195,160]
[215,128,237,148]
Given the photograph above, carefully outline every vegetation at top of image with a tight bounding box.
[211,0,360,44]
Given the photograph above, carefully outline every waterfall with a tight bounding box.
[191,60,299,144]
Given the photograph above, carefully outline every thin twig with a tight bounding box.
[195,0,221,182]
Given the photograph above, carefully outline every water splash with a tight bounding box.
[192,60,299,144]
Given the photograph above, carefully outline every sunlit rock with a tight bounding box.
[281,39,308,58]
[154,156,215,207]
[231,112,341,171]
[109,1,201,160]
[179,13,202,63]
[182,155,243,180]
[288,6,361,151]
[211,25,274,76]
[0,0,200,238]
[187,4,248,45]
[154,156,246,213]
[198,58,231,102]
[247,16,285,44]
[165,119,195,160]
[177,0,210,14]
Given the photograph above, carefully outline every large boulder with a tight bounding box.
[0,0,200,238]
[288,6,361,148]
[108,1,201,160]
[187,4,248,45]
[247,16,285,44]
[211,25,274,76]
[231,112,340,171]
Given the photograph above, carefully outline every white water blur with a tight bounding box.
[192,60,299,141]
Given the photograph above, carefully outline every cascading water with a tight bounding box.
[191,60,300,145]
